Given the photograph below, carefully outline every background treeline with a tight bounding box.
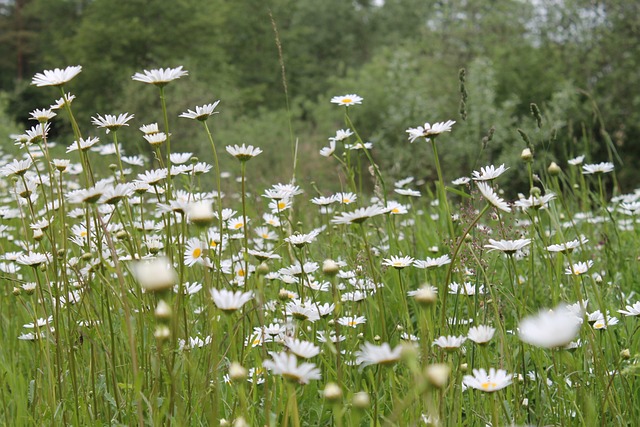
[1,0,638,194]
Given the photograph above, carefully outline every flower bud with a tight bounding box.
[154,325,171,341]
[155,299,172,320]
[521,148,533,162]
[548,161,561,176]
[620,349,631,360]
[323,382,343,401]
[188,201,215,227]
[414,285,437,306]
[229,361,248,381]
[352,391,370,409]
[425,363,451,389]
[322,259,340,276]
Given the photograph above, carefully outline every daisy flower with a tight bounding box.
[330,94,363,106]
[472,164,509,181]
[338,315,367,328]
[285,230,320,248]
[413,254,451,269]
[582,162,614,175]
[91,113,134,133]
[226,144,263,161]
[319,140,336,157]
[463,368,512,392]
[179,101,220,121]
[382,255,415,269]
[210,289,254,312]
[286,301,321,322]
[476,182,511,212]
[448,282,484,295]
[131,257,177,292]
[1,159,33,177]
[31,65,82,87]
[263,352,321,384]
[618,302,640,316]
[567,155,585,165]
[330,205,387,225]
[546,237,588,254]
[406,120,455,142]
[394,188,421,197]
[484,238,531,255]
[335,192,357,204]
[131,66,188,86]
[66,136,100,153]
[285,338,320,359]
[451,177,471,185]
[143,132,168,146]
[467,325,496,344]
[184,238,206,266]
[565,260,594,276]
[355,342,402,368]
[513,193,556,210]
[518,304,582,348]
[29,108,56,123]
[433,335,466,350]
[331,128,354,141]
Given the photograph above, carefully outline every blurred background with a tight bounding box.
[0,0,638,193]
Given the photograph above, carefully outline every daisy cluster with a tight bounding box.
[2,65,639,426]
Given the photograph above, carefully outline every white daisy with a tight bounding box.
[355,342,402,368]
[582,162,614,175]
[210,289,254,312]
[463,368,512,392]
[476,182,511,212]
[31,65,82,87]
[518,304,582,348]
[406,120,455,142]
[226,144,263,161]
[131,66,188,86]
[330,94,363,106]
[179,101,220,121]
[263,352,321,384]
[472,164,509,181]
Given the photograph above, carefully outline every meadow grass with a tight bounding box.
[0,65,639,426]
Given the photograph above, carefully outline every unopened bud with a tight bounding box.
[256,262,269,275]
[155,299,172,319]
[415,285,437,306]
[229,361,248,381]
[521,148,533,162]
[352,391,370,409]
[425,363,451,389]
[620,349,631,360]
[154,325,170,341]
[323,382,343,401]
[548,162,561,176]
[323,259,340,276]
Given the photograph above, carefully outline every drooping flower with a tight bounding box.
[476,182,511,212]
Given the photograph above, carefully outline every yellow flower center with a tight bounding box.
[237,269,245,277]
[391,208,399,213]
[277,201,286,210]
[342,98,352,104]
[192,247,202,258]
[343,198,351,203]
[481,381,497,390]
[234,222,244,229]
[210,240,217,247]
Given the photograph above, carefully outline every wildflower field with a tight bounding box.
[1,65,639,427]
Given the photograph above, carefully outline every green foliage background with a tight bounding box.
[1,0,639,193]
